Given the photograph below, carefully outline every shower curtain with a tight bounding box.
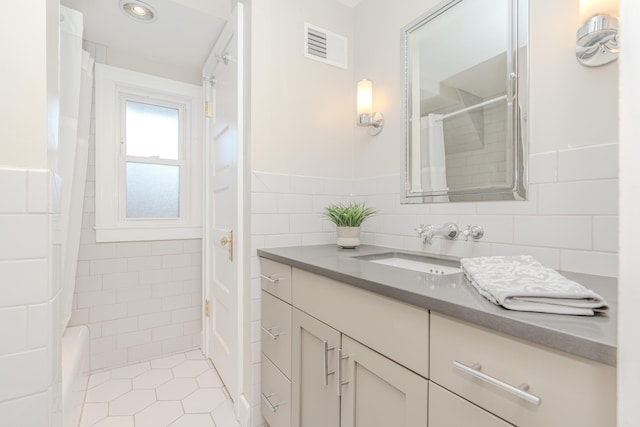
[420,114,449,199]
[59,6,94,333]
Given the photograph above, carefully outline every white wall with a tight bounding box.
[0,0,52,169]
[250,0,356,179]
[352,0,619,177]
[618,0,640,423]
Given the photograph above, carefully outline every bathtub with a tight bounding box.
[62,326,90,427]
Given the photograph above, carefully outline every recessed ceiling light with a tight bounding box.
[119,0,157,23]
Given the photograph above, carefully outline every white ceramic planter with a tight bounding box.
[336,226,361,248]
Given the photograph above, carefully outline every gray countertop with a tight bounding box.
[257,244,617,367]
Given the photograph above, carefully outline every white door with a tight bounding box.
[203,4,245,406]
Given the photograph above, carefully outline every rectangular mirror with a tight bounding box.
[402,0,528,203]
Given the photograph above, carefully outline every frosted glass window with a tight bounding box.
[126,162,180,218]
[126,101,179,160]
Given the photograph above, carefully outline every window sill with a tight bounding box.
[95,225,202,243]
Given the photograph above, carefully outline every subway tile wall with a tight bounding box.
[71,47,202,371]
[0,168,60,426]
[249,142,618,426]
[356,142,619,278]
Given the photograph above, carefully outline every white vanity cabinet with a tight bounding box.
[260,257,616,427]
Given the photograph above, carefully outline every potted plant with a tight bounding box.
[323,202,377,248]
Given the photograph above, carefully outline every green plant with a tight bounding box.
[323,202,377,227]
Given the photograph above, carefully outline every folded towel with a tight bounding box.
[460,255,609,316]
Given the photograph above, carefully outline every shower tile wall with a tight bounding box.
[70,46,202,371]
[0,168,60,426]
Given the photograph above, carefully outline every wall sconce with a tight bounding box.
[576,0,619,67]
[356,79,384,135]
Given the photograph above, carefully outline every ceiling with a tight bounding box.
[61,0,229,71]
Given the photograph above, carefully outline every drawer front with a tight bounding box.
[430,312,616,427]
[260,258,292,303]
[429,382,513,427]
[293,268,429,379]
[261,355,292,427]
[262,290,292,378]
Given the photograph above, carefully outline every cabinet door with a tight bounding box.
[340,336,429,427]
[291,309,340,427]
[429,382,513,427]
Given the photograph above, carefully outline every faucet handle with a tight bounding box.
[415,224,427,235]
[462,224,484,241]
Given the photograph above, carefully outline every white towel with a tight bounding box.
[460,256,609,316]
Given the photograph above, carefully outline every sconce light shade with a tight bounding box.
[356,79,384,135]
[357,79,373,116]
[576,0,619,67]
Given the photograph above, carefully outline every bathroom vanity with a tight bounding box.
[258,245,616,427]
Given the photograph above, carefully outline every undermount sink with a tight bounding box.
[354,252,461,276]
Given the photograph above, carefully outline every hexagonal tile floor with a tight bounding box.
[80,350,240,427]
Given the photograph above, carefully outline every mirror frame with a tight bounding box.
[401,0,528,203]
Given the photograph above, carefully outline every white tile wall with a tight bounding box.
[70,74,202,371]
[0,168,59,426]
[356,143,619,277]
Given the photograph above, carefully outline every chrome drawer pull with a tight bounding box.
[323,340,335,386]
[453,360,542,406]
[261,392,281,413]
[261,326,283,340]
[261,274,280,284]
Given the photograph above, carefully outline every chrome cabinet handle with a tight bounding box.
[322,340,335,386]
[261,326,283,340]
[453,361,541,406]
[337,348,343,397]
[336,348,350,397]
[261,392,280,413]
[260,274,279,284]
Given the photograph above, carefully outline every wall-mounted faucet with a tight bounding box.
[415,222,484,244]
[461,224,484,241]
[415,222,459,245]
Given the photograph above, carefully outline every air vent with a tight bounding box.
[304,23,348,69]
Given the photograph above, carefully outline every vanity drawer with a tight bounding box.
[261,355,291,427]
[292,268,429,379]
[430,312,616,427]
[262,290,292,378]
[260,259,292,303]
[429,382,513,427]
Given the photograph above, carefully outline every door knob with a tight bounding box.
[219,231,233,261]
